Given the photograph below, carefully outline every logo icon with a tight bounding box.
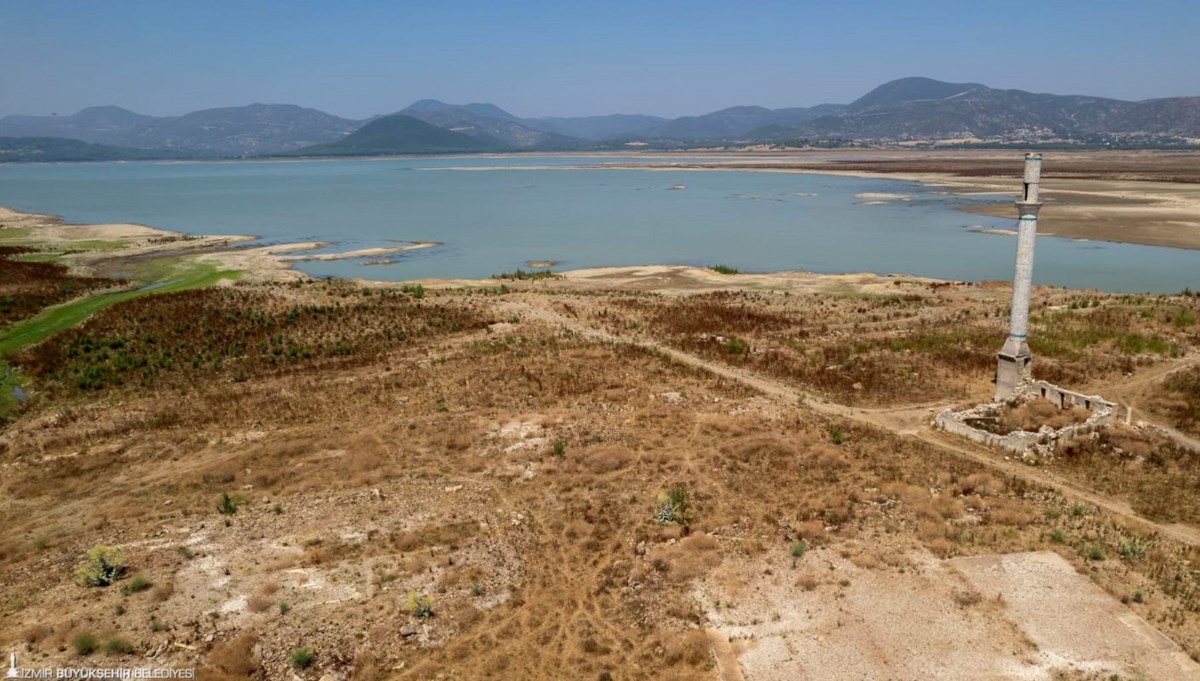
[5,652,18,679]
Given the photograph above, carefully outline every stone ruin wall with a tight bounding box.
[935,380,1119,456]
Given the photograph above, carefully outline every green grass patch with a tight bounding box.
[0,257,240,358]
[491,268,557,281]
[11,252,64,264]
[1030,310,1175,359]
[56,239,129,252]
[0,227,32,242]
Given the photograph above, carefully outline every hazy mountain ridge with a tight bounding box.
[0,104,360,155]
[3,77,1199,161]
[294,114,495,155]
[527,114,668,140]
[0,136,186,162]
[774,77,1200,142]
[398,100,583,150]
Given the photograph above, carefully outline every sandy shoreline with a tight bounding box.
[0,206,444,284]
[547,151,1200,251]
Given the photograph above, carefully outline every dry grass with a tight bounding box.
[1150,366,1200,437]
[1057,425,1200,525]
[3,280,1200,677]
[997,398,1092,433]
[201,631,259,680]
[603,288,1197,406]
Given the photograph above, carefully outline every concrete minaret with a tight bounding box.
[995,153,1043,400]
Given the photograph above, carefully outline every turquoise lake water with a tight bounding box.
[0,156,1196,293]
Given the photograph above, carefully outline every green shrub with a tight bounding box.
[491,269,557,281]
[790,540,808,558]
[279,602,291,615]
[552,438,566,458]
[217,492,238,515]
[104,637,134,655]
[72,633,97,656]
[121,574,152,595]
[830,426,845,445]
[726,337,747,354]
[75,545,126,587]
[1118,537,1147,560]
[653,484,695,527]
[176,546,194,560]
[290,647,315,669]
[710,265,738,275]
[405,592,436,618]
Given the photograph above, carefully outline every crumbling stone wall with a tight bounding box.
[935,381,1117,456]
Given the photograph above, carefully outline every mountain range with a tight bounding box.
[2,77,1198,161]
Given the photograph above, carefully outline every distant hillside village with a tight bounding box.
[3,77,1200,161]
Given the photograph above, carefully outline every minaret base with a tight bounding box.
[994,350,1031,401]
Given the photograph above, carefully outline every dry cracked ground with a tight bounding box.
[3,273,1200,680]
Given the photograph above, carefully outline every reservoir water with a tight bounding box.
[0,155,1196,293]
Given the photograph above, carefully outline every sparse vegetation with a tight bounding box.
[3,232,1200,677]
[217,491,238,515]
[709,264,738,275]
[405,592,436,618]
[492,268,558,281]
[653,484,695,527]
[290,647,316,669]
[121,574,151,595]
[104,637,134,655]
[75,545,126,587]
[72,632,97,656]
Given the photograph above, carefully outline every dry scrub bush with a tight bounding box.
[202,631,259,680]
[999,398,1090,432]
[647,533,723,583]
[576,445,634,473]
[662,630,713,668]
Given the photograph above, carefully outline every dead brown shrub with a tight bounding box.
[580,445,634,473]
[23,624,51,645]
[795,574,820,591]
[663,630,713,668]
[150,581,174,603]
[648,533,723,583]
[998,398,1090,432]
[954,473,1005,497]
[390,521,477,553]
[203,631,259,679]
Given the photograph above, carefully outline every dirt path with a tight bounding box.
[507,299,1200,549]
[1093,354,1200,452]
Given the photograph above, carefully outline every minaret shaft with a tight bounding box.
[995,153,1043,400]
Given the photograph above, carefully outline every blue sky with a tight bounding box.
[2,0,1198,119]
